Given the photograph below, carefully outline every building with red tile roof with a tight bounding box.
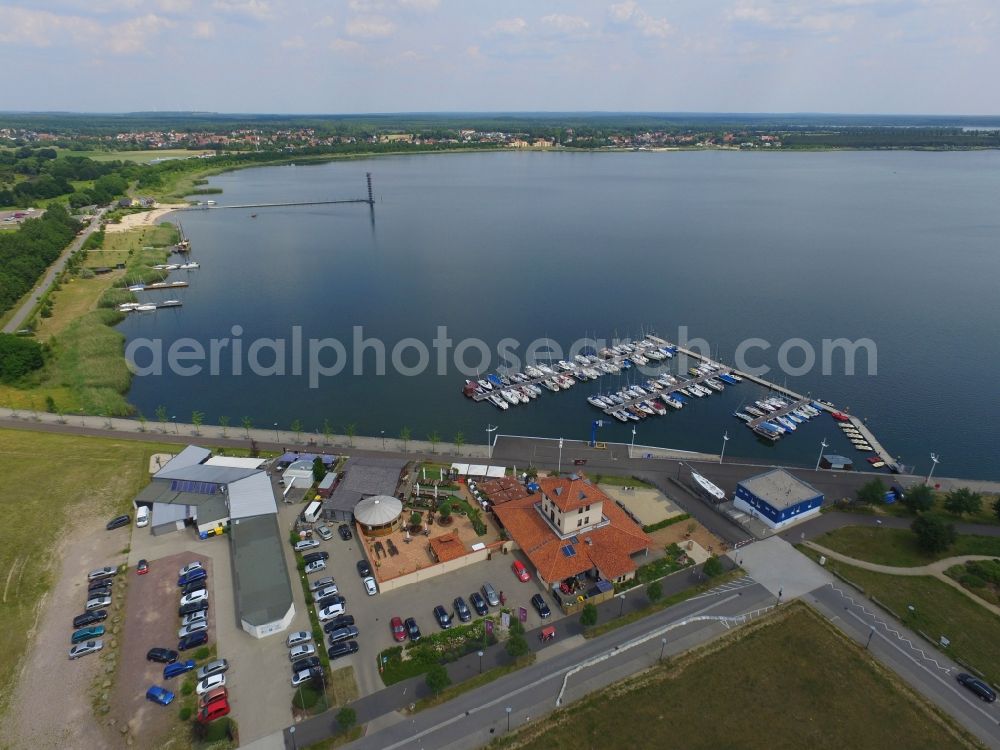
[477,476,530,506]
[428,530,467,563]
[492,476,652,587]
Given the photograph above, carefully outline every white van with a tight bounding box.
[303,501,322,524]
[135,506,150,527]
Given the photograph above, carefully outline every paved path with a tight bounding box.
[2,208,106,333]
[781,510,1000,542]
[804,541,1000,616]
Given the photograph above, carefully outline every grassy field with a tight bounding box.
[946,559,1000,608]
[799,547,1000,684]
[56,148,207,164]
[498,605,979,750]
[815,526,1000,567]
[880,492,1000,527]
[0,428,176,720]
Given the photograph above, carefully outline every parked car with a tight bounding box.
[180,579,207,596]
[338,524,353,540]
[404,617,421,642]
[163,660,196,679]
[328,640,359,660]
[286,630,312,648]
[73,610,108,628]
[197,698,230,723]
[196,659,229,681]
[106,514,130,530]
[531,593,551,619]
[69,640,104,659]
[178,621,208,638]
[71,625,105,644]
[85,595,111,611]
[289,643,316,661]
[482,582,500,607]
[136,559,149,575]
[87,578,114,592]
[178,631,208,651]
[316,525,334,541]
[356,559,372,577]
[433,605,452,629]
[512,560,531,582]
[291,667,323,686]
[294,539,320,552]
[453,597,472,623]
[304,559,327,574]
[309,576,336,592]
[318,603,346,621]
[291,655,321,673]
[179,561,204,577]
[198,686,228,709]
[363,576,378,596]
[195,673,226,695]
[136,506,150,527]
[180,590,208,607]
[302,551,329,565]
[87,566,117,581]
[469,591,488,616]
[145,685,175,705]
[390,616,406,642]
[327,625,359,644]
[313,584,339,599]
[957,673,997,702]
[323,614,355,633]
[179,600,209,617]
[317,594,346,610]
[147,647,178,664]
[86,584,112,599]
[177,568,207,587]
[181,611,208,628]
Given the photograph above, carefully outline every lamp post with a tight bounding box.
[380,430,385,450]
[926,453,940,485]
[557,436,563,474]
[618,592,626,617]
[273,422,278,442]
[478,650,484,674]
[815,438,828,471]
[487,424,497,460]
[506,706,512,732]
[719,430,729,464]
[171,415,178,434]
[629,426,636,459]
[289,726,296,750]
[865,625,876,650]
[659,637,667,662]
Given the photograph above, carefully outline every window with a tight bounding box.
[578,508,584,514]
[586,504,591,511]
[584,517,590,525]
[577,519,583,527]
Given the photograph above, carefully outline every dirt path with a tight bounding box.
[2,516,130,749]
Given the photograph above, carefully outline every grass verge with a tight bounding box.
[814,526,1000,567]
[493,604,981,750]
[798,545,1000,684]
[411,654,536,713]
[945,559,1000,608]
[592,474,655,489]
[302,726,364,750]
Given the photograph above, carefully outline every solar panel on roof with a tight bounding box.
[561,544,576,557]
[170,479,218,495]
[570,535,579,544]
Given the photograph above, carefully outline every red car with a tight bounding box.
[512,560,531,583]
[197,698,230,723]
[136,559,149,575]
[390,616,406,642]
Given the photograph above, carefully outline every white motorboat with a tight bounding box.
[489,394,509,410]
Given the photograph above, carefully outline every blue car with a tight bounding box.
[145,685,175,706]
[178,631,208,651]
[71,625,105,644]
[177,568,207,587]
[163,659,196,679]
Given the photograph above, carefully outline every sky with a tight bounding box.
[0,0,996,114]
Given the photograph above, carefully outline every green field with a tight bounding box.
[815,526,1000,567]
[800,547,1000,684]
[0,428,176,720]
[56,148,205,164]
[500,605,979,750]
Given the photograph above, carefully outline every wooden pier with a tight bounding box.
[179,198,372,211]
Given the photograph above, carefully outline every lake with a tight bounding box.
[118,150,1000,480]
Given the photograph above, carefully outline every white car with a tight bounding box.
[317,603,346,621]
[135,506,150,527]
[313,584,339,599]
[85,595,112,611]
[363,576,378,596]
[69,639,104,659]
[179,621,208,638]
[87,566,117,581]
[179,561,204,577]
[180,590,209,607]
[286,630,312,648]
[182,611,207,627]
[195,673,226,695]
[309,577,335,592]
[294,539,320,552]
[288,643,316,661]
[304,560,327,575]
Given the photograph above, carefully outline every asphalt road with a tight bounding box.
[2,208,106,334]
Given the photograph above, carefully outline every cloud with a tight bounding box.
[318,15,335,27]
[348,0,439,10]
[346,15,396,38]
[192,20,215,38]
[107,13,174,54]
[726,1,859,33]
[540,13,591,35]
[330,37,364,53]
[465,44,482,58]
[211,0,273,20]
[0,6,99,46]
[491,17,528,35]
[282,35,306,49]
[608,1,671,38]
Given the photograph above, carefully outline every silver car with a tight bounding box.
[85,595,112,611]
[87,566,117,581]
[294,539,320,552]
[196,658,229,681]
[316,525,334,541]
[286,630,312,648]
[304,559,327,574]
[182,611,208,628]
[69,639,104,659]
[309,576,335,592]
[178,621,208,638]
[482,582,500,607]
[288,643,316,661]
[313,584,339,599]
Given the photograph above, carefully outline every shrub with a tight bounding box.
[181,682,194,696]
[911,514,956,554]
[580,603,598,628]
[703,555,724,578]
[194,647,210,661]
[178,706,192,721]
[642,513,692,533]
[336,707,357,733]
[293,686,320,710]
[425,664,451,695]
[204,717,234,742]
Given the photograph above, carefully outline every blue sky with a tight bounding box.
[0,0,996,114]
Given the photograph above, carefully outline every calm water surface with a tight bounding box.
[118,151,1000,479]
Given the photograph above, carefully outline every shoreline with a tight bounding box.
[103,203,187,233]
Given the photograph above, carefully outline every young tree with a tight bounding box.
[425,664,451,695]
[453,431,465,455]
[345,423,356,448]
[646,580,663,604]
[219,415,230,438]
[137,413,147,432]
[856,478,887,505]
[506,629,530,659]
[291,418,303,444]
[900,483,934,514]
[191,410,204,436]
[428,430,440,454]
[703,555,724,578]
[409,511,423,529]
[241,416,253,439]
[322,418,333,445]
[400,425,411,452]
[911,515,956,555]
[438,501,452,523]
[336,706,357,734]
[943,487,982,517]
[312,457,327,484]
[579,602,598,629]
[155,404,168,432]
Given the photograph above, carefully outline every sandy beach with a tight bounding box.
[103,203,187,233]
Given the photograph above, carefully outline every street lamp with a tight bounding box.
[273,422,279,441]
[506,706,512,732]
[719,430,729,464]
[926,453,940,485]
[630,426,636,459]
[865,625,876,650]
[659,637,667,662]
[618,592,626,617]
[381,430,385,450]
[171,415,178,434]
[815,438,828,471]
[289,726,296,750]
[557,436,563,474]
[487,424,498,460]
[478,650,484,674]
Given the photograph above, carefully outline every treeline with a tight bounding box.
[0,334,45,382]
[781,129,1000,149]
[0,147,134,207]
[0,204,80,314]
